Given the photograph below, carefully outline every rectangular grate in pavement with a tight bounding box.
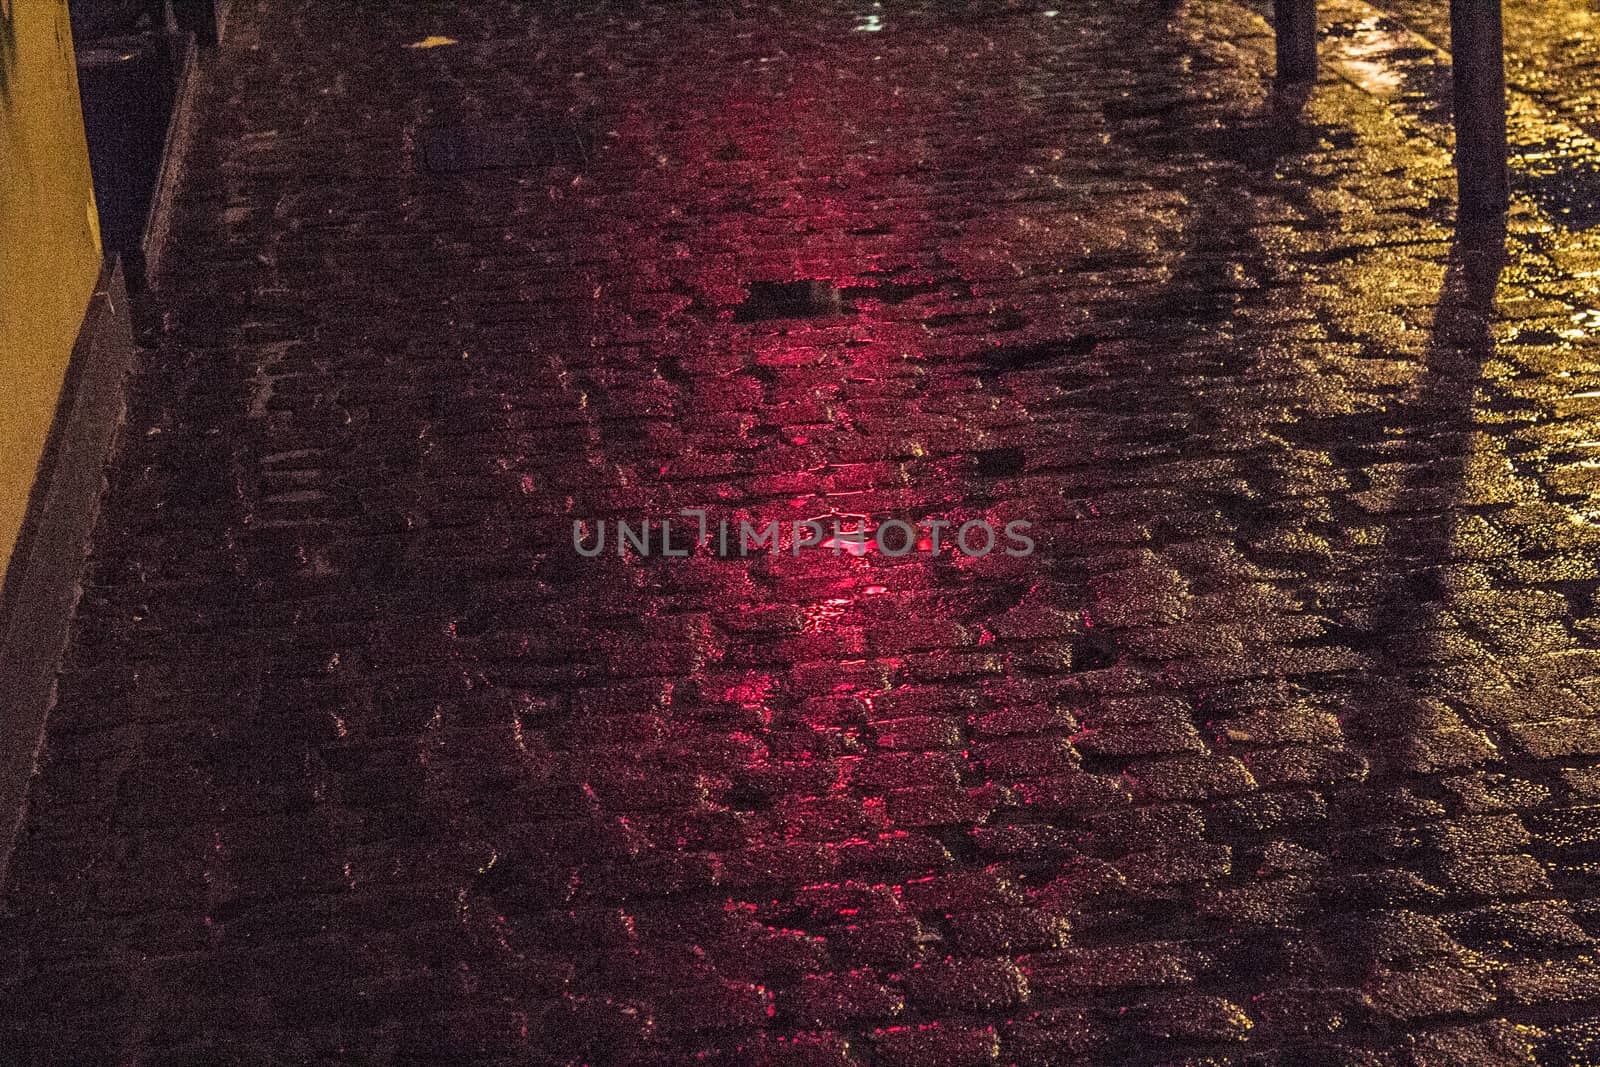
[417,121,594,173]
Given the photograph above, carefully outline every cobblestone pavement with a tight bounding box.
[10,0,1600,1063]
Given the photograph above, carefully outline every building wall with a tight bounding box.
[0,0,103,580]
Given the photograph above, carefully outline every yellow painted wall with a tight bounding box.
[0,0,103,580]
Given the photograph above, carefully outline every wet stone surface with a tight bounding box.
[417,121,597,175]
[8,0,1600,1063]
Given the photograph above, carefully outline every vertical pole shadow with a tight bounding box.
[1342,216,1506,751]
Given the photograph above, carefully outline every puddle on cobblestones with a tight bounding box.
[1513,132,1600,229]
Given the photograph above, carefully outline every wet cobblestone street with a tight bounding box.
[11,0,1600,1062]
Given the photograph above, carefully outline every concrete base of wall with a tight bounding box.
[141,28,202,287]
[0,260,136,885]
